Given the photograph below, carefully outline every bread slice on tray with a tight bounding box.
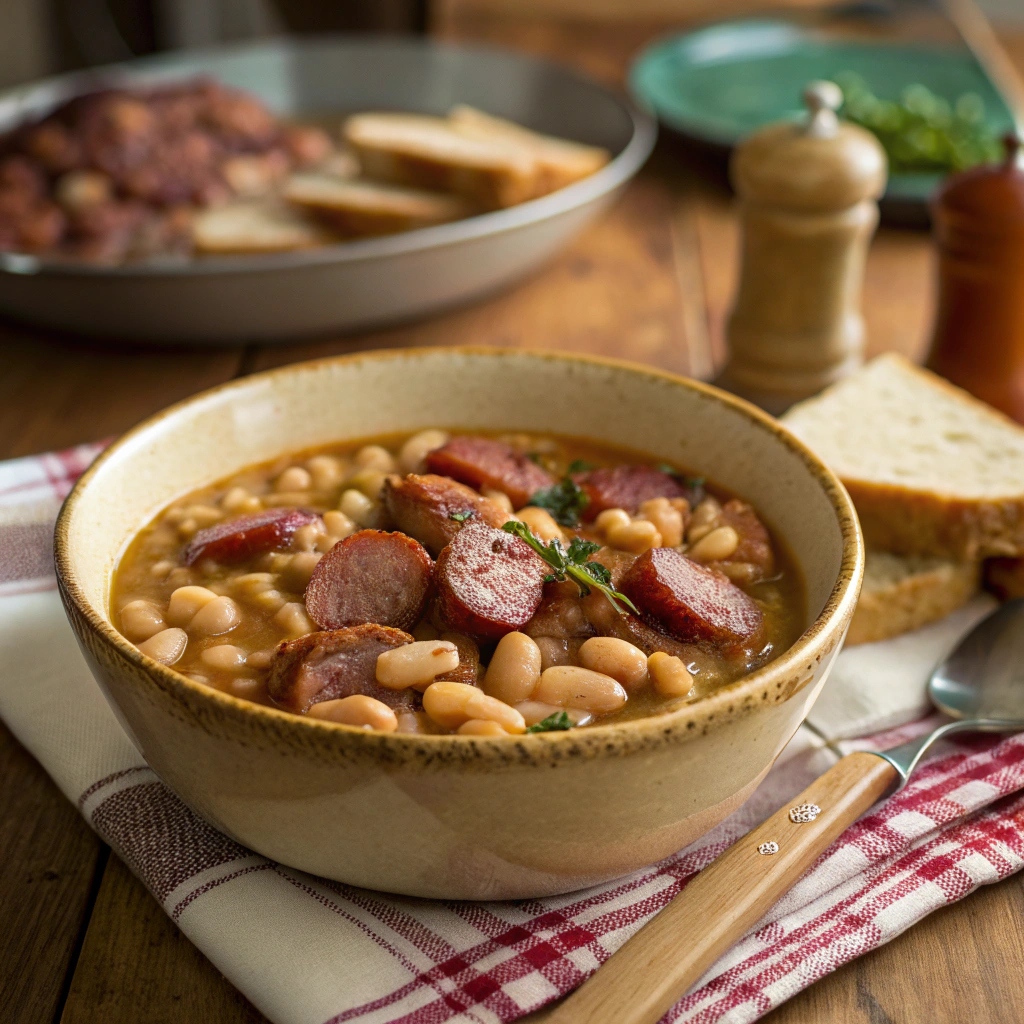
[448,105,610,194]
[192,200,334,254]
[847,550,980,645]
[344,112,541,209]
[284,174,473,237]
[782,354,1024,559]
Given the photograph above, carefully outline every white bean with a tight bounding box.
[638,497,684,548]
[422,682,526,733]
[688,525,739,562]
[578,637,649,690]
[376,640,459,690]
[534,636,572,671]
[687,497,723,542]
[137,627,187,666]
[354,444,397,473]
[323,510,356,540]
[275,466,312,492]
[201,644,248,672]
[292,520,327,552]
[534,666,627,714]
[274,601,314,637]
[399,429,449,473]
[457,719,510,736]
[594,508,631,535]
[348,468,390,500]
[189,595,241,636]
[340,488,377,527]
[481,487,514,514]
[221,486,261,514]
[516,506,564,543]
[246,649,274,670]
[606,518,662,554]
[282,551,322,589]
[308,694,398,732]
[120,599,167,642]
[483,632,542,704]
[166,585,218,626]
[648,651,696,697]
[306,454,345,491]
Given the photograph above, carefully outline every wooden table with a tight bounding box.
[4,7,1024,1023]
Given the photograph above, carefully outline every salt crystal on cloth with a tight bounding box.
[2,443,1024,1024]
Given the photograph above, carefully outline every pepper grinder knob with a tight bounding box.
[803,80,843,138]
[719,81,888,415]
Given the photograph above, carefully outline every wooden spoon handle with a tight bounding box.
[540,751,898,1024]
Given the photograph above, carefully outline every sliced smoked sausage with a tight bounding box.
[435,521,547,639]
[425,436,553,509]
[382,473,508,555]
[574,465,686,521]
[620,547,763,645]
[268,624,415,712]
[304,529,432,631]
[183,507,319,566]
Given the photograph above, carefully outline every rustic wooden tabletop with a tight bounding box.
[3,4,1023,1023]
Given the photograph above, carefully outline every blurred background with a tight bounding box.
[2,0,1021,90]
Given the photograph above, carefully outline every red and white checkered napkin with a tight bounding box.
[3,444,1024,1024]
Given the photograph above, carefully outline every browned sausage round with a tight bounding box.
[574,465,686,521]
[426,436,553,509]
[435,521,547,639]
[268,623,415,713]
[305,529,432,631]
[620,547,763,645]
[382,473,508,556]
[183,507,320,566]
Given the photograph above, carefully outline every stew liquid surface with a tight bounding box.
[112,431,805,735]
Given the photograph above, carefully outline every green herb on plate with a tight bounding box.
[527,477,590,527]
[448,510,474,522]
[836,72,1002,174]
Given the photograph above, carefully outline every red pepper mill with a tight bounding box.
[720,81,887,414]
[927,136,1024,424]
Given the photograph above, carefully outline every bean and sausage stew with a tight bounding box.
[112,431,803,736]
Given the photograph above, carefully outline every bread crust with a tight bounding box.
[846,555,980,645]
[844,481,1024,560]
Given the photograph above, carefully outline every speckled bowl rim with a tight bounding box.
[55,347,864,764]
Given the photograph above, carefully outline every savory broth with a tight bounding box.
[111,430,804,734]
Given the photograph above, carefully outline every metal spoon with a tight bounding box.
[541,598,1024,1024]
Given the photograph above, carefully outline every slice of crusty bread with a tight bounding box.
[192,200,334,254]
[847,550,980,645]
[782,354,1024,559]
[448,105,610,194]
[344,112,541,209]
[284,174,473,237]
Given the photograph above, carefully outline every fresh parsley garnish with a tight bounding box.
[527,477,590,527]
[567,459,596,475]
[527,711,574,733]
[502,520,638,615]
[526,451,545,466]
[448,510,474,522]
[656,463,705,495]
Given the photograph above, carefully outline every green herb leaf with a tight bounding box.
[527,477,590,527]
[448,510,474,522]
[567,459,596,475]
[527,711,574,733]
[502,520,638,614]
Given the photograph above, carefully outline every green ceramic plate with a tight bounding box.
[629,19,1015,214]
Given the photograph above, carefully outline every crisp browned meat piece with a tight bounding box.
[581,588,704,661]
[304,529,433,632]
[382,474,508,556]
[523,579,595,641]
[621,548,764,645]
[435,521,547,639]
[426,436,554,509]
[574,465,686,521]
[435,631,482,686]
[183,508,320,566]
[268,624,415,712]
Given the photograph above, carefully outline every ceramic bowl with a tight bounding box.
[55,348,863,899]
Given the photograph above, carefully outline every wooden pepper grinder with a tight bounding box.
[926,135,1024,424]
[720,81,887,415]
